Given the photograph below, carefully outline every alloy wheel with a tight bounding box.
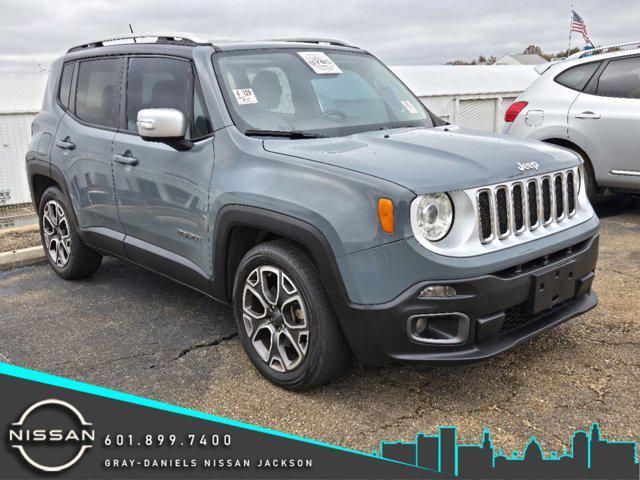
[42,200,71,268]
[242,265,309,373]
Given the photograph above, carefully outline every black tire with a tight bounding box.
[582,159,597,202]
[544,141,598,202]
[38,186,102,279]
[233,240,350,390]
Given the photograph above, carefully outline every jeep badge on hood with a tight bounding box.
[517,161,540,172]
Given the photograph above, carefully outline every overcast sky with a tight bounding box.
[1,0,638,73]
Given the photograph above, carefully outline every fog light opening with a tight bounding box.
[414,317,429,335]
[407,313,470,345]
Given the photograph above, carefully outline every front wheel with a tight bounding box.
[233,240,350,390]
[39,186,102,279]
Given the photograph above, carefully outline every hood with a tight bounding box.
[263,126,581,193]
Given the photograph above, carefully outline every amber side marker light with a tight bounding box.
[378,198,394,233]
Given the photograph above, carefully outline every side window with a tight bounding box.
[126,57,191,134]
[555,62,600,91]
[58,63,74,110]
[596,57,640,99]
[75,58,121,128]
[192,84,212,139]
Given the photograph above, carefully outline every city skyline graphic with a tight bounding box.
[376,423,639,479]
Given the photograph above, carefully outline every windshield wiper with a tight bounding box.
[244,129,326,139]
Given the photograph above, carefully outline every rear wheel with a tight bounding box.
[547,141,598,201]
[581,159,597,201]
[39,186,102,279]
[233,240,350,390]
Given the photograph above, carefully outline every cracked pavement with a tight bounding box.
[0,197,638,456]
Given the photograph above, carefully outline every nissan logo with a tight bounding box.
[8,399,95,472]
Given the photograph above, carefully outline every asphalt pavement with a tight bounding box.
[1,198,639,455]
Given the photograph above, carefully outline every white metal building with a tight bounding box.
[0,73,48,206]
[390,65,539,132]
[495,53,548,65]
[0,67,539,206]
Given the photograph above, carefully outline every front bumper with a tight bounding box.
[335,234,599,366]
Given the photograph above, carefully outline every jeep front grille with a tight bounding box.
[512,183,525,233]
[477,191,493,241]
[496,187,509,237]
[477,168,579,244]
[554,175,564,219]
[567,171,576,213]
[527,181,539,227]
[410,166,591,257]
[541,177,552,224]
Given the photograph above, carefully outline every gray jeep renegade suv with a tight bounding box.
[27,34,599,389]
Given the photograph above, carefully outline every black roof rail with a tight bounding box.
[265,37,357,48]
[67,32,211,53]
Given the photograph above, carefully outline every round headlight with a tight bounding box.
[415,193,454,241]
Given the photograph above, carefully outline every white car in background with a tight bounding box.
[503,42,640,199]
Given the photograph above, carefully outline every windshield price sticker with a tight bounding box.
[298,52,342,74]
[401,100,418,114]
[233,88,258,105]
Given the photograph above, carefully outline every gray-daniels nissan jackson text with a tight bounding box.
[26,34,599,390]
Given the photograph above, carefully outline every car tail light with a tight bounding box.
[504,101,528,122]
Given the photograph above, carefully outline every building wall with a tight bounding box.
[0,113,35,206]
[419,93,519,133]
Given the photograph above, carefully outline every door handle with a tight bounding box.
[573,111,601,119]
[55,138,75,150]
[113,153,138,166]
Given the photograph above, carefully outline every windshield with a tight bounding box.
[212,49,434,137]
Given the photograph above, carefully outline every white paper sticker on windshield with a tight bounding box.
[401,100,418,114]
[233,88,258,105]
[298,51,342,74]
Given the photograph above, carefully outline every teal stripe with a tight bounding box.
[0,362,432,471]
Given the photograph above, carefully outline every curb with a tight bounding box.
[0,246,46,271]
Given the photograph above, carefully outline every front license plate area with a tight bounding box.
[530,260,577,314]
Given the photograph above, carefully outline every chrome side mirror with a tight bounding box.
[137,108,186,139]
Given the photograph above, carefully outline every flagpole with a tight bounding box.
[568,1,574,53]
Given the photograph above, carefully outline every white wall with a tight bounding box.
[420,94,519,133]
[0,113,35,205]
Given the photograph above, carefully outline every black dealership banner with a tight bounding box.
[0,363,638,479]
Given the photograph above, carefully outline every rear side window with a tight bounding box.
[126,57,191,133]
[555,62,600,91]
[596,57,640,98]
[75,58,122,128]
[58,63,74,109]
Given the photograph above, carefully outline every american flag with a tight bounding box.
[571,10,591,45]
